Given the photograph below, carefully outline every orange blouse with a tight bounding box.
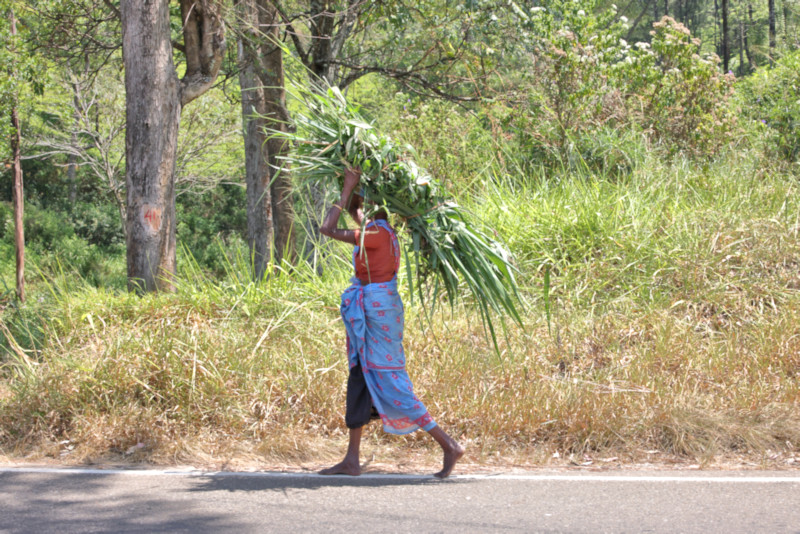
[353,225,396,284]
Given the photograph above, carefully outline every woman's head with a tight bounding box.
[349,191,388,220]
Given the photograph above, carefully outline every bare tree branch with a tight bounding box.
[180,0,228,106]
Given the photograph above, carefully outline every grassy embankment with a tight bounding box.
[1,147,799,471]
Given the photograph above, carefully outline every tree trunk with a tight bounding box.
[121,0,225,293]
[237,0,294,278]
[784,0,790,43]
[121,0,181,293]
[664,0,669,16]
[769,0,777,62]
[237,1,274,281]
[67,147,78,205]
[738,20,744,75]
[722,0,729,72]
[67,105,79,207]
[67,56,89,208]
[262,27,295,267]
[11,105,24,303]
[301,182,326,274]
[254,1,294,267]
[299,1,360,273]
[626,0,658,40]
[9,10,24,303]
[745,4,756,70]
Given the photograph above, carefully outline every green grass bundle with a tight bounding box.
[270,85,522,343]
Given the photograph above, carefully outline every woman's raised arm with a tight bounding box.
[319,167,362,244]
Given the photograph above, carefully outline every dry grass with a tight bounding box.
[1,150,799,472]
[1,288,798,471]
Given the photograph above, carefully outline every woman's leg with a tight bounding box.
[427,425,465,479]
[319,426,363,476]
[321,363,371,476]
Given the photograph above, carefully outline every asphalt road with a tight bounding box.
[1,467,799,533]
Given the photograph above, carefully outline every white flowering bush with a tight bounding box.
[505,7,737,167]
[611,17,738,157]
[506,0,635,172]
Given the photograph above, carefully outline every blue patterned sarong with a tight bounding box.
[339,220,436,435]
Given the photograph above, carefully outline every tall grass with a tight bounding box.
[1,147,799,469]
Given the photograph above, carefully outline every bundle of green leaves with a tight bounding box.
[270,85,522,342]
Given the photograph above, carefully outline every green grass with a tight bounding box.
[1,147,799,470]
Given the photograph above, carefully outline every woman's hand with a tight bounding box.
[343,166,361,193]
[319,166,362,246]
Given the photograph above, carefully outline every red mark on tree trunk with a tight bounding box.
[141,204,162,233]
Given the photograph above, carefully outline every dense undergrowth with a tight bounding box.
[2,17,800,468]
[1,142,798,469]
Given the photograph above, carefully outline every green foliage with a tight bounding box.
[0,2,47,162]
[349,0,507,100]
[737,50,800,162]
[177,184,248,277]
[70,201,125,250]
[0,201,11,239]
[272,84,523,343]
[4,0,800,469]
[503,7,737,171]
[613,17,738,157]
[0,203,124,287]
[22,203,75,251]
[382,96,499,189]
[505,0,631,172]
[3,149,800,465]
[573,126,649,176]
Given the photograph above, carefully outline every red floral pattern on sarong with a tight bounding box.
[339,220,437,435]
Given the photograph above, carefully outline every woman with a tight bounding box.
[319,167,464,479]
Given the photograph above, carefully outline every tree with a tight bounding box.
[120,0,225,292]
[236,0,294,280]
[745,3,756,70]
[722,0,730,71]
[275,1,499,269]
[273,1,367,271]
[35,62,127,233]
[32,60,241,241]
[2,4,44,302]
[769,0,777,60]
[7,9,24,302]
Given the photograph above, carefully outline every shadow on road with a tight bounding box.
[0,471,249,533]
[187,471,472,494]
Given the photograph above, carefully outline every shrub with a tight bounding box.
[505,0,630,172]
[177,184,248,276]
[612,17,738,157]
[34,234,100,279]
[23,204,75,252]
[574,126,649,177]
[0,201,11,240]
[737,50,800,162]
[387,97,499,189]
[505,9,737,169]
[70,201,125,250]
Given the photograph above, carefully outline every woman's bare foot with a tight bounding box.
[320,427,363,476]
[434,441,465,479]
[319,459,361,476]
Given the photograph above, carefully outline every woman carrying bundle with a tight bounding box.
[319,167,464,479]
